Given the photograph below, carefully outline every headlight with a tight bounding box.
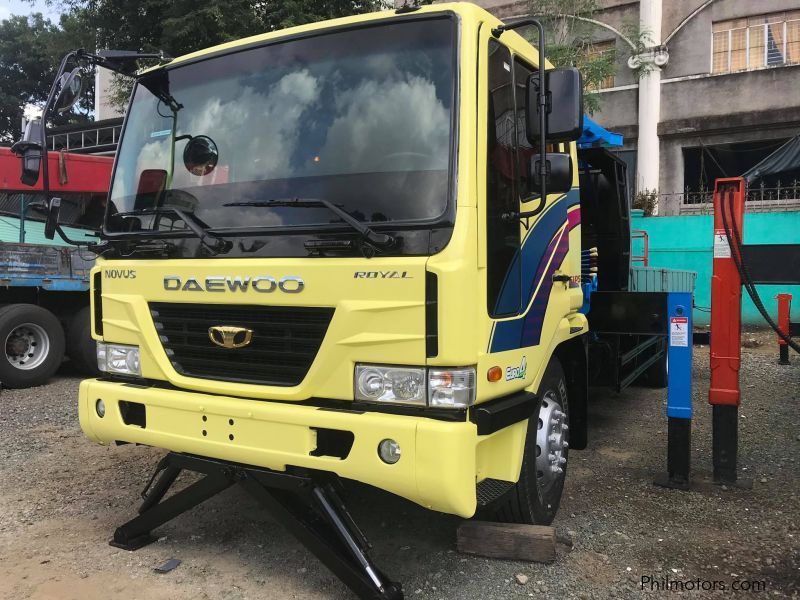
[355,364,476,409]
[97,342,141,376]
[428,367,476,408]
[355,365,426,405]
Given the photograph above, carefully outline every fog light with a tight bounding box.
[378,439,401,464]
[95,398,106,418]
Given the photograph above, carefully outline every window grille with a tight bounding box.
[712,10,800,74]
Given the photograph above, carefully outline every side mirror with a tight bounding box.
[44,197,62,240]
[526,68,583,143]
[183,135,218,176]
[54,68,84,114]
[530,153,573,194]
[10,120,43,186]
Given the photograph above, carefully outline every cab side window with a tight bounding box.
[486,40,521,317]
[514,58,536,201]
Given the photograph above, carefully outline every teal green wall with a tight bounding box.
[631,211,800,326]
[0,216,96,246]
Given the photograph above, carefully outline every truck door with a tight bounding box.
[485,39,521,319]
[484,32,577,354]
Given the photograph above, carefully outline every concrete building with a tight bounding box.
[415,0,800,214]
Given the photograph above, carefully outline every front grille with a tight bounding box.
[149,302,334,386]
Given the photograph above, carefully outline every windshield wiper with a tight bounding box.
[113,206,232,255]
[223,198,395,248]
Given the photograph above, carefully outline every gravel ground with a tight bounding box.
[0,333,798,599]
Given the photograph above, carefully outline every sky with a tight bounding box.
[0,0,62,22]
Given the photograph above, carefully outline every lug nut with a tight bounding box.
[563,441,569,449]
[558,456,567,465]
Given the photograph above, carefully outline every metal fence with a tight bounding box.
[49,123,122,153]
[672,180,800,213]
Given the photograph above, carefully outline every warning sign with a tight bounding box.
[713,229,731,258]
[670,316,689,347]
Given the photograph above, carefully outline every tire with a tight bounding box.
[0,304,65,389]
[67,306,100,376]
[485,357,569,525]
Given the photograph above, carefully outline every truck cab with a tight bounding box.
[78,3,588,524]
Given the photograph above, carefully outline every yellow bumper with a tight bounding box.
[79,379,480,517]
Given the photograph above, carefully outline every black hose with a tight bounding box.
[720,187,800,353]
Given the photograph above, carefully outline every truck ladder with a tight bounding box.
[110,453,403,600]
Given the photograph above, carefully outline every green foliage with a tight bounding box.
[261,0,385,31]
[621,20,656,80]
[525,0,619,114]
[633,188,658,216]
[0,12,94,143]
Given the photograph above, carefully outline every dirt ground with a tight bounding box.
[1,330,798,599]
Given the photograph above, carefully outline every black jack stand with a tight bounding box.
[654,417,691,490]
[110,453,403,600]
[711,405,752,489]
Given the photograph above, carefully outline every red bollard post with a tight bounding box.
[776,293,792,365]
[709,177,749,487]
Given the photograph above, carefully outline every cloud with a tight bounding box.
[317,75,449,174]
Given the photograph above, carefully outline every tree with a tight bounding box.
[0,11,96,143]
[525,0,620,114]
[260,0,385,31]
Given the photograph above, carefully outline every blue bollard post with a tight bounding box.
[655,292,693,490]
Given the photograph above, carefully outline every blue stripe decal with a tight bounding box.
[489,189,581,353]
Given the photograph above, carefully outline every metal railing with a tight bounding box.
[672,180,800,213]
[49,123,122,153]
[631,229,650,266]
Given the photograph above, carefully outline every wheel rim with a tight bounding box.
[534,391,569,495]
[5,322,50,370]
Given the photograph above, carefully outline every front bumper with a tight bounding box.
[79,379,480,517]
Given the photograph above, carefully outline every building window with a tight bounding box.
[712,11,800,74]
[585,40,616,90]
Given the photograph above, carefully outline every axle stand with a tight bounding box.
[110,452,403,600]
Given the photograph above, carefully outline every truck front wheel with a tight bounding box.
[486,357,570,525]
[0,304,65,389]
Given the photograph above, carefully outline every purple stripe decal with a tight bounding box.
[519,215,581,347]
[520,230,571,347]
[526,226,564,303]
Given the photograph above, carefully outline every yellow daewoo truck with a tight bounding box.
[14,3,672,598]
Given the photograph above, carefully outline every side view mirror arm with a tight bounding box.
[35,48,172,241]
[501,199,545,231]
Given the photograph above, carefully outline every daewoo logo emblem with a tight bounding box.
[208,326,253,349]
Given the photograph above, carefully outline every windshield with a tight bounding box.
[106,17,456,235]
